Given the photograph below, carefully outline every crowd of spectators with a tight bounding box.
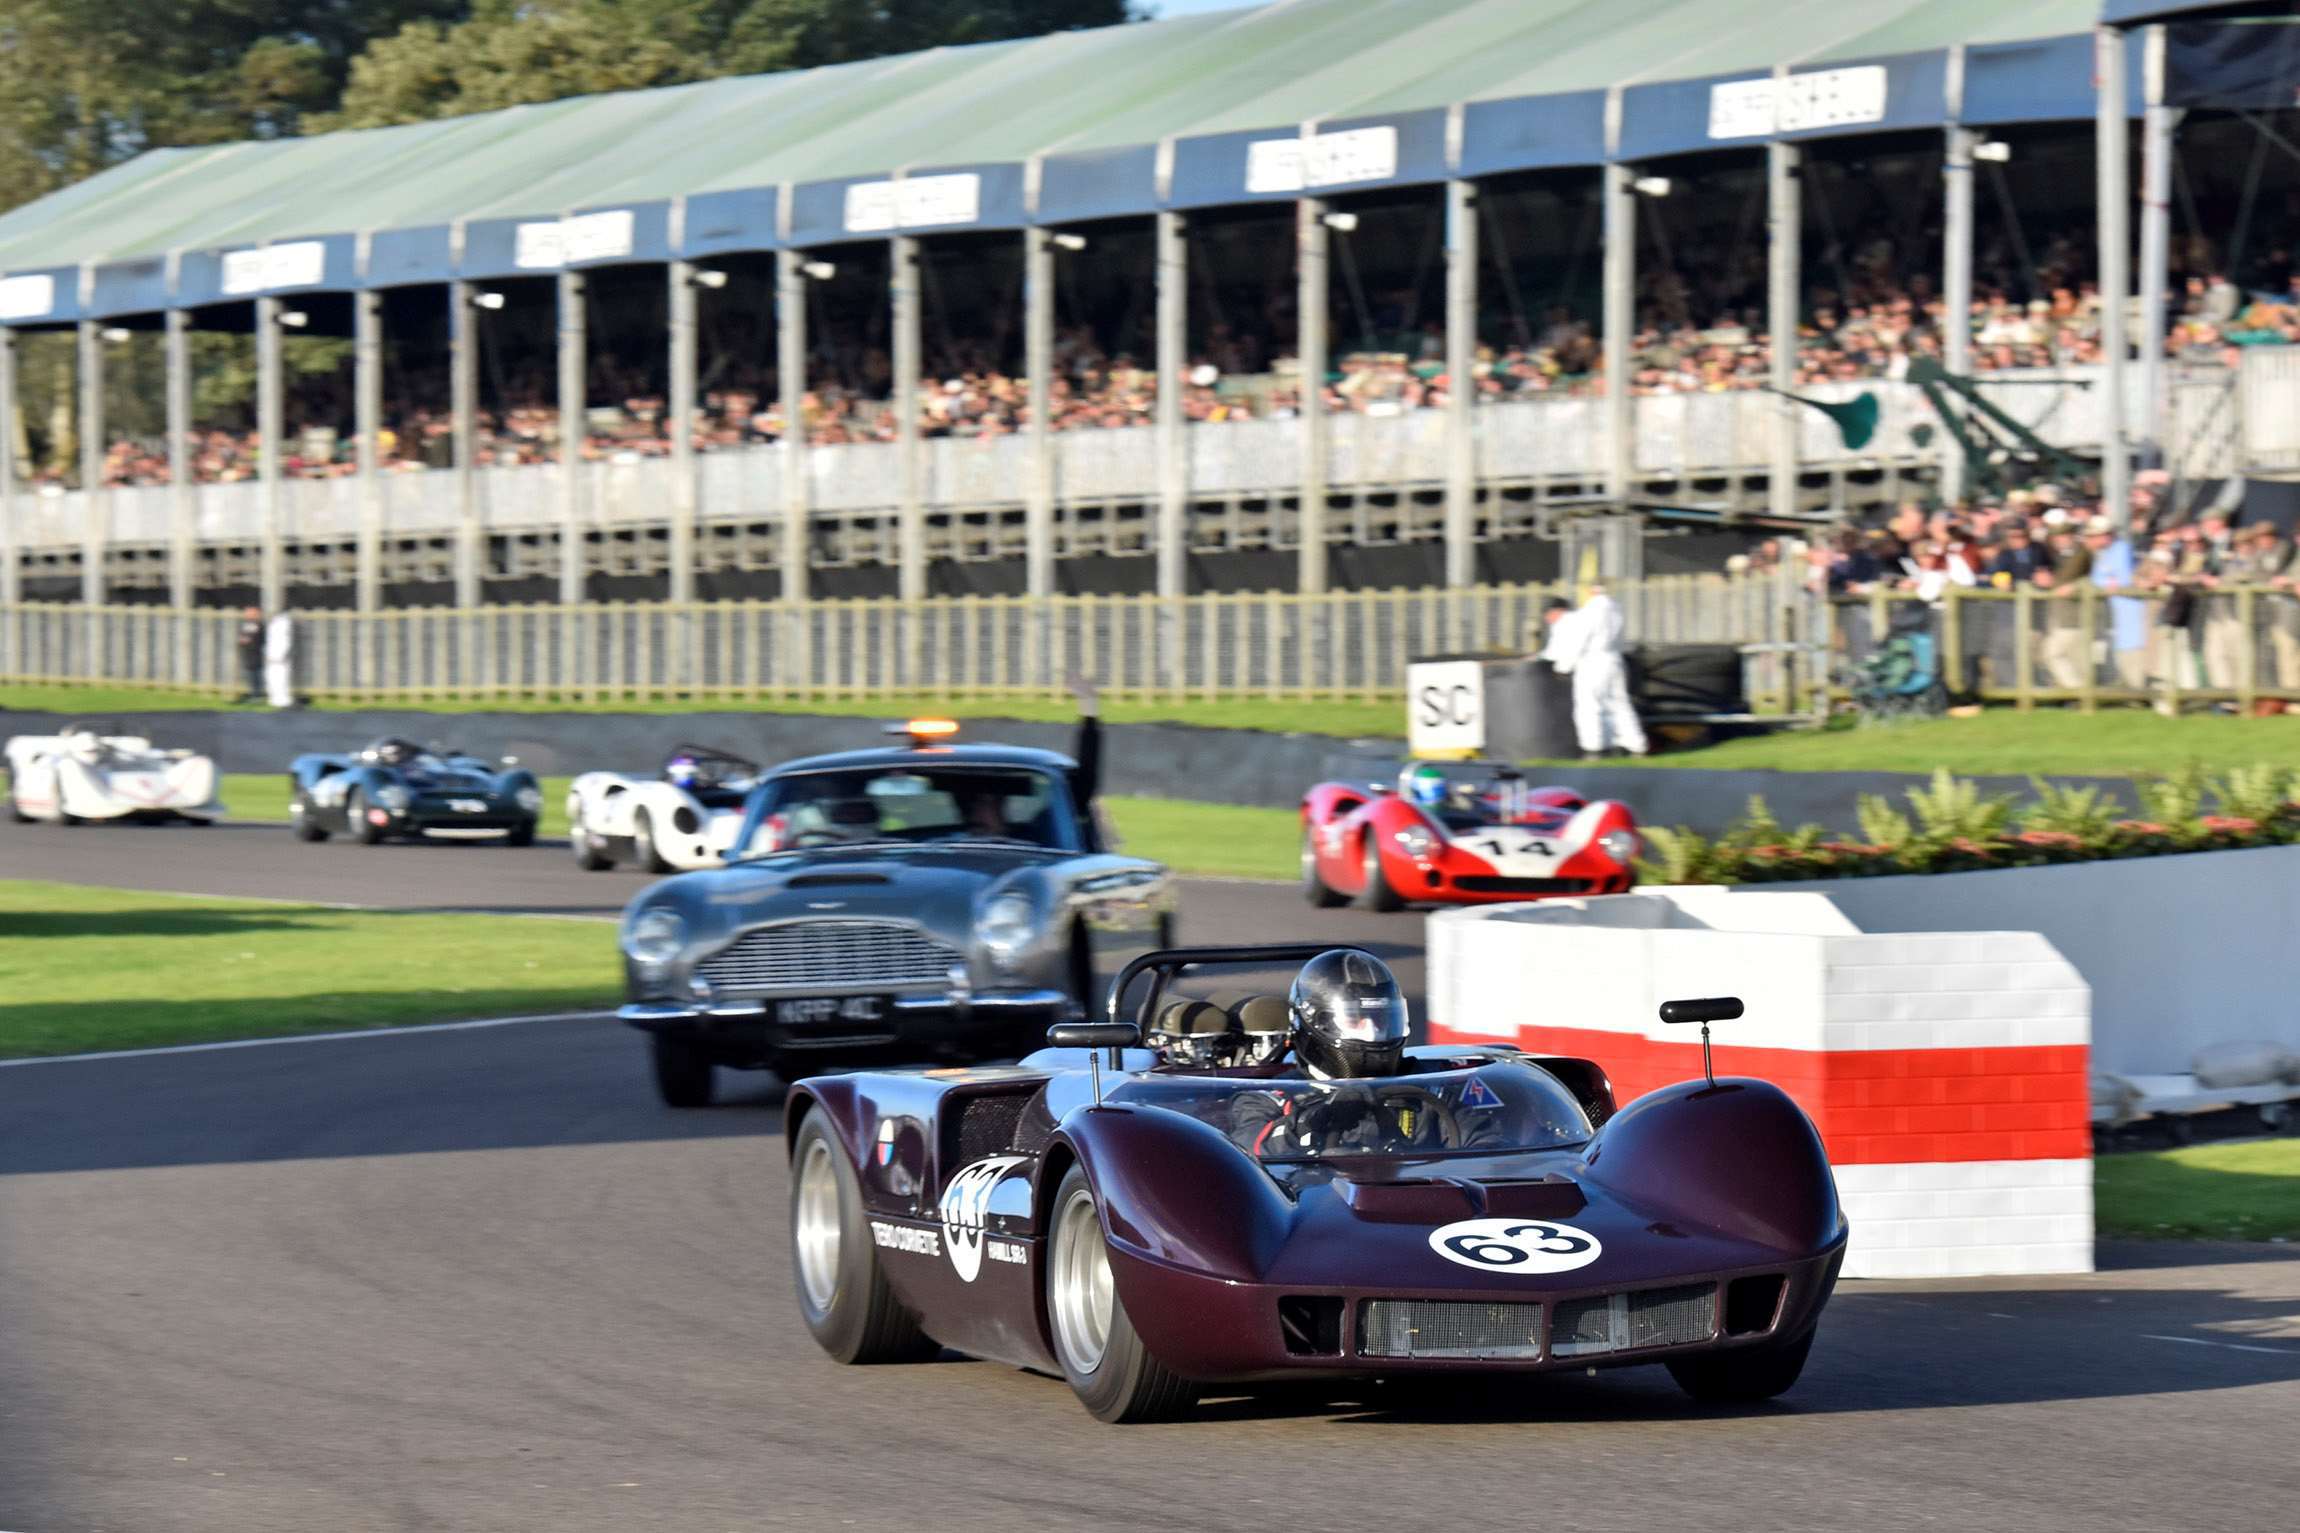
[24,216,2300,492]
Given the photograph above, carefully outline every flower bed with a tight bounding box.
[1641,764,2300,884]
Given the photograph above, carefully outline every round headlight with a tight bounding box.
[624,908,686,970]
[1391,824,1436,858]
[1598,828,1640,866]
[374,782,412,812]
[515,784,543,813]
[974,892,1036,971]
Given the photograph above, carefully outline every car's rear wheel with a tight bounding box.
[570,821,613,870]
[650,1032,716,1108]
[290,793,328,842]
[789,1112,936,1364]
[1045,1164,1197,1423]
[634,809,673,874]
[1302,828,1345,907]
[348,787,387,845]
[1666,1329,1814,1404]
[1354,832,1405,912]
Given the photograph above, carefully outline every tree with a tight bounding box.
[320,0,1140,130]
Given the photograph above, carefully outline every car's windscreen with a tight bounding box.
[739,765,1079,854]
[1106,1063,1592,1162]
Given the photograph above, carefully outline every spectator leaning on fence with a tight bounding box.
[2084,516,2148,691]
[2038,522,2095,689]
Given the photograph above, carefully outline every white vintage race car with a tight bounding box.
[566,744,761,872]
[5,722,225,825]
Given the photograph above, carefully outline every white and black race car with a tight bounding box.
[567,744,761,873]
[5,722,225,825]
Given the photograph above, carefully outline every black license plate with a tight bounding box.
[773,995,890,1026]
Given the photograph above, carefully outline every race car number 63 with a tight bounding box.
[1427,1217,1603,1274]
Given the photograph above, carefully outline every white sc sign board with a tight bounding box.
[1408,660,1485,758]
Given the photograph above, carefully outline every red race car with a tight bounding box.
[1302,761,1640,911]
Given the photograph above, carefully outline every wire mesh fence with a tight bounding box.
[0,570,1824,707]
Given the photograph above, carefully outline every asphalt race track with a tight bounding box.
[6,822,2300,1530]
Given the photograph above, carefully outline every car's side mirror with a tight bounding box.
[1047,1021,1140,1105]
[1659,996,1744,1087]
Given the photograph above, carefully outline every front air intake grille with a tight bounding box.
[1358,1300,1544,1360]
[1550,1284,1717,1358]
[696,920,960,995]
[1451,876,1592,895]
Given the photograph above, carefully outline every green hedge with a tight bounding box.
[1641,764,2300,885]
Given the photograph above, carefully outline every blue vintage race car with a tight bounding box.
[288,737,542,846]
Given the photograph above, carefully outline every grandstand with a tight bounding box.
[0,0,2293,616]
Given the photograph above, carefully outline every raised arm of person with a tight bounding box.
[1066,671,1102,812]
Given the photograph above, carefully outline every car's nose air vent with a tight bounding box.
[1550,1283,1717,1358]
[1358,1300,1544,1360]
[788,872,893,888]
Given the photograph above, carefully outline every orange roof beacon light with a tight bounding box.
[887,717,961,746]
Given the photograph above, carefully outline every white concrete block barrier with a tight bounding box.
[1426,889,2093,1279]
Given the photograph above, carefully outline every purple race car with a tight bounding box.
[784,944,1847,1423]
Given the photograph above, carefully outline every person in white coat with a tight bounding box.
[263,609,296,709]
[1541,584,1647,758]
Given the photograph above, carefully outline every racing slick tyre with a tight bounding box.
[633,809,674,874]
[650,1032,717,1108]
[504,818,537,848]
[290,794,329,842]
[1046,1164,1198,1423]
[347,787,387,845]
[1665,1329,1814,1405]
[789,1111,937,1365]
[8,800,30,825]
[1353,832,1405,913]
[1301,829,1345,908]
[570,822,614,871]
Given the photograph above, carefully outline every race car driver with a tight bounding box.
[1229,948,1492,1156]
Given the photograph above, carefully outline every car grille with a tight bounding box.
[1358,1301,1545,1360]
[697,919,961,995]
[1550,1284,1717,1358]
[1452,876,1593,895]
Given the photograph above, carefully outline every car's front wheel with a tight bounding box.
[1354,832,1405,912]
[789,1111,936,1364]
[290,793,328,842]
[634,809,673,874]
[504,818,536,848]
[1302,828,1345,907]
[348,788,387,845]
[1666,1329,1814,1404]
[650,1032,717,1108]
[1045,1164,1198,1423]
[570,821,613,870]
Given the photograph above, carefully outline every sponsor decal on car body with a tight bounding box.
[940,1155,1030,1282]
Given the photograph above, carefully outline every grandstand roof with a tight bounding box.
[0,0,2134,324]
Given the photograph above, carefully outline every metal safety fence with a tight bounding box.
[0,571,1822,708]
[1832,585,2300,709]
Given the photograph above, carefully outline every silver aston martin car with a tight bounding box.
[617,718,1174,1106]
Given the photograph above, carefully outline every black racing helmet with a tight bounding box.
[1287,948,1409,1079]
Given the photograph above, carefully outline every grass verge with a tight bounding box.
[2094,1137,2300,1241]
[1,684,1403,740]
[215,774,1304,882]
[0,880,620,1058]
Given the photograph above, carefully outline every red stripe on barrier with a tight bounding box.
[1428,1021,2090,1166]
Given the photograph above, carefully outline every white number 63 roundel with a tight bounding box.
[1428,1217,1602,1274]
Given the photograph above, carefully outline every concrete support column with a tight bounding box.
[666,261,699,608]
[165,308,193,612]
[0,325,16,607]
[1296,196,1329,594]
[256,298,286,614]
[558,267,589,606]
[1024,228,1055,605]
[449,280,482,607]
[1767,139,1803,522]
[78,320,107,610]
[1443,178,1479,588]
[353,289,383,612]
[1942,127,1978,505]
[1601,163,1635,503]
[1154,211,1188,602]
[776,250,811,608]
[2098,26,2133,530]
[891,235,924,608]
[2138,24,2177,469]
